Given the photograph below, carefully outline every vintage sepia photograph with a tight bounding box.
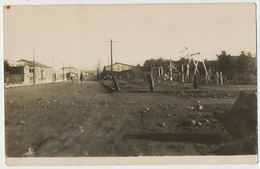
[2,2,258,166]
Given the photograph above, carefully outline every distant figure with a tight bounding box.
[80,72,84,82]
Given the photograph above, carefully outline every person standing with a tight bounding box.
[80,72,84,82]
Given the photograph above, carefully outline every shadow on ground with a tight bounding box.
[125,133,232,145]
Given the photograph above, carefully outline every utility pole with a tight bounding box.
[106,39,117,77]
[106,39,120,90]
[110,39,113,76]
[33,46,36,85]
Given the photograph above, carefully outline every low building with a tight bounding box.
[103,62,136,72]
[18,59,53,84]
[53,69,64,82]
[62,66,81,80]
[4,59,53,84]
[102,62,141,80]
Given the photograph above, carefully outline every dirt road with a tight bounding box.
[5,81,245,157]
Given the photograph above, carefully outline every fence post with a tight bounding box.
[216,72,219,85]
[147,73,155,91]
[112,76,121,91]
[220,72,223,85]
[181,65,184,82]
[194,74,199,89]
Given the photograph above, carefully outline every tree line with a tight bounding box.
[140,51,256,84]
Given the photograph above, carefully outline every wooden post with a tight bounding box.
[169,60,173,81]
[181,64,184,82]
[147,73,155,91]
[193,60,199,75]
[202,60,210,84]
[112,76,120,91]
[186,64,190,82]
[216,72,219,85]
[220,72,223,85]
[194,74,199,89]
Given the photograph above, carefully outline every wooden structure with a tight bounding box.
[181,52,211,84]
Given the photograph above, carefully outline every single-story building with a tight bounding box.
[62,66,81,80]
[103,62,137,72]
[4,59,53,84]
[102,62,141,80]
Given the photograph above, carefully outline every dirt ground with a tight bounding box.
[4,79,257,157]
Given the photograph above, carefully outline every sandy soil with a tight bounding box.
[4,80,256,157]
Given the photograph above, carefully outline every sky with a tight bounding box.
[3,4,256,70]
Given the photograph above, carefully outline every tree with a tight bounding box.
[143,58,169,71]
[235,51,256,84]
[174,57,188,70]
[216,51,236,80]
[236,51,255,75]
[4,60,11,73]
[205,60,218,74]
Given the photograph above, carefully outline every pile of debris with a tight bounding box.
[213,90,257,154]
[213,91,257,137]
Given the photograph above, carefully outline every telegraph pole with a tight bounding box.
[33,46,36,85]
[106,39,117,77]
[106,39,120,90]
[110,39,113,76]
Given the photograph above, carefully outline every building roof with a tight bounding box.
[5,59,24,67]
[104,62,136,68]
[18,59,51,68]
[62,66,79,69]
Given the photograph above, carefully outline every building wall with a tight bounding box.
[22,66,52,84]
[4,74,23,83]
[23,66,30,84]
[104,63,135,72]
[4,67,24,83]
[35,67,52,83]
[54,70,64,81]
[63,67,80,74]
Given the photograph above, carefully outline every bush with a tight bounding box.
[236,74,256,85]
